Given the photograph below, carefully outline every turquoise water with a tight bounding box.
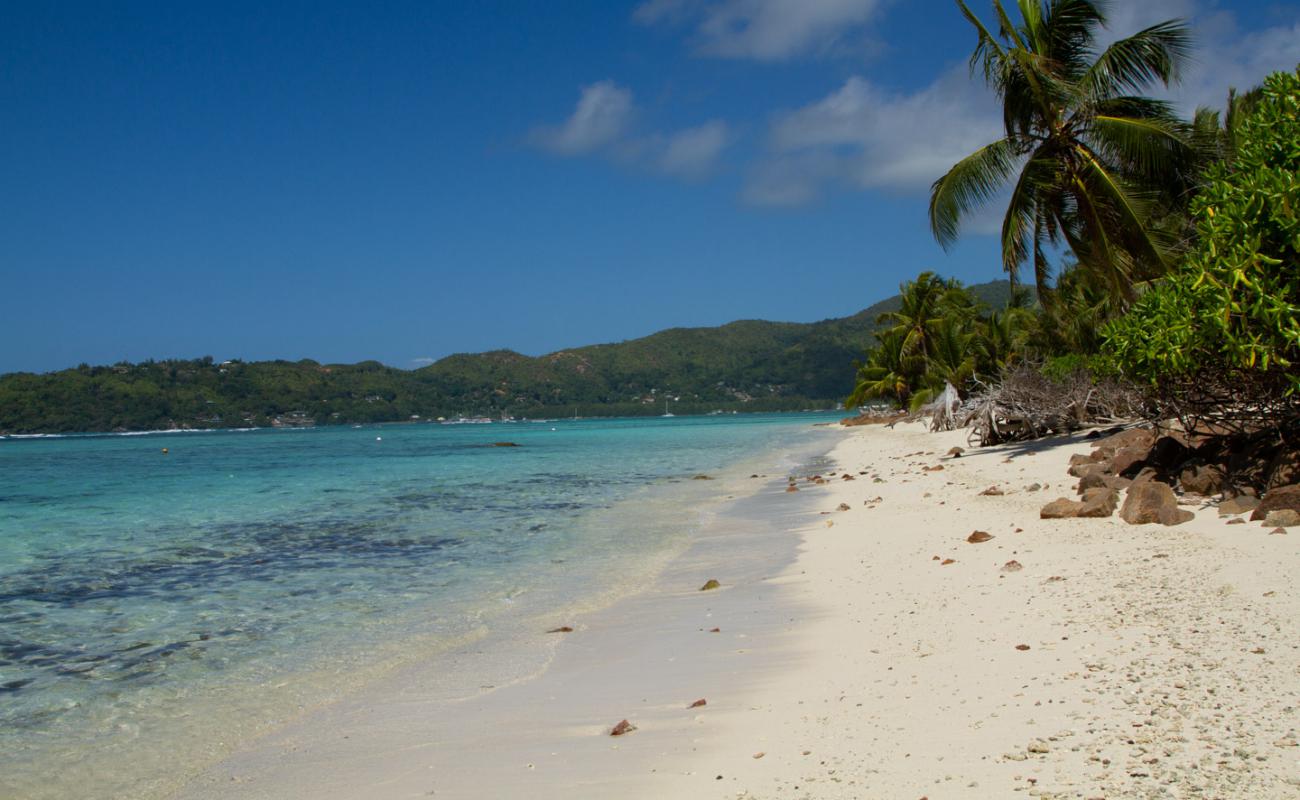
[0,413,842,798]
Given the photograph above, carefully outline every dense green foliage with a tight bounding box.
[1104,69,1300,407]
[846,273,1032,410]
[931,0,1195,303]
[0,282,1011,433]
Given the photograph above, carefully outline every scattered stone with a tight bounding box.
[692,474,714,480]
[491,442,521,447]
[1120,481,1194,526]
[546,626,574,634]
[1041,498,1084,519]
[967,531,994,544]
[948,447,965,458]
[980,486,1005,496]
[1179,461,1227,495]
[688,698,707,709]
[1025,483,1042,492]
[1266,450,1300,489]
[1219,494,1261,516]
[1264,509,1300,527]
[752,752,765,759]
[837,503,851,512]
[941,558,956,566]
[1078,487,1120,518]
[842,474,856,481]
[1015,644,1031,651]
[1002,560,1023,573]
[1110,446,1150,478]
[610,719,636,736]
[1027,740,1050,754]
[1227,518,1246,525]
[1251,484,1300,521]
[924,465,945,472]
[1094,428,1155,456]
[1068,453,1105,476]
[786,485,799,493]
[708,627,720,633]
[1270,527,1288,535]
[699,579,721,591]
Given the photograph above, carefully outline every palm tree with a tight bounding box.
[876,272,969,361]
[845,329,914,409]
[909,316,979,410]
[929,0,1194,306]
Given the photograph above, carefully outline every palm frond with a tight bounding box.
[1084,20,1192,99]
[929,139,1021,248]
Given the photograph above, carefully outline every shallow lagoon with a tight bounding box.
[0,413,841,799]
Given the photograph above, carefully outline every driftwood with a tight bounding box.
[948,365,1145,447]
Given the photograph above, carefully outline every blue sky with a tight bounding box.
[3,0,1297,374]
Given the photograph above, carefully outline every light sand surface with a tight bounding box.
[176,422,1300,799]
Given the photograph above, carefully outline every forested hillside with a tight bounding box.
[0,280,1012,433]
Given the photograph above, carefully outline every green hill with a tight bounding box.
[0,279,1013,433]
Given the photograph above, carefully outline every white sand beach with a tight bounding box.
[176,421,1300,799]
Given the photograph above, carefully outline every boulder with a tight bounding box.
[1121,481,1194,526]
[1078,487,1120,518]
[1264,509,1300,528]
[1219,495,1261,516]
[1266,450,1300,489]
[1147,436,1193,471]
[1093,427,1154,457]
[1041,498,1084,519]
[1111,446,1151,477]
[1068,452,1105,476]
[1251,485,1300,521]
[1179,461,1227,496]
[1228,447,1275,488]
[1077,468,1113,493]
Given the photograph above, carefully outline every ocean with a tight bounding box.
[0,413,843,799]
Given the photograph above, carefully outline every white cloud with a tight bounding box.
[659,120,730,177]
[742,2,1299,208]
[1094,1,1299,112]
[532,80,635,156]
[532,82,731,178]
[410,357,436,366]
[634,0,886,60]
[745,67,1001,206]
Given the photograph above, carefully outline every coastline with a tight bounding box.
[174,420,1300,799]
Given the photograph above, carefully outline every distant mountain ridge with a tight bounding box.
[0,279,1013,433]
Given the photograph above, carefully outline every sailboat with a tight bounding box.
[661,399,675,418]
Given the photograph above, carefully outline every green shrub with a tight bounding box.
[1105,68,1300,419]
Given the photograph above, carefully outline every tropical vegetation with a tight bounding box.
[846,272,1033,411]
[1104,68,1300,434]
[848,1,1294,441]
[929,0,1195,304]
